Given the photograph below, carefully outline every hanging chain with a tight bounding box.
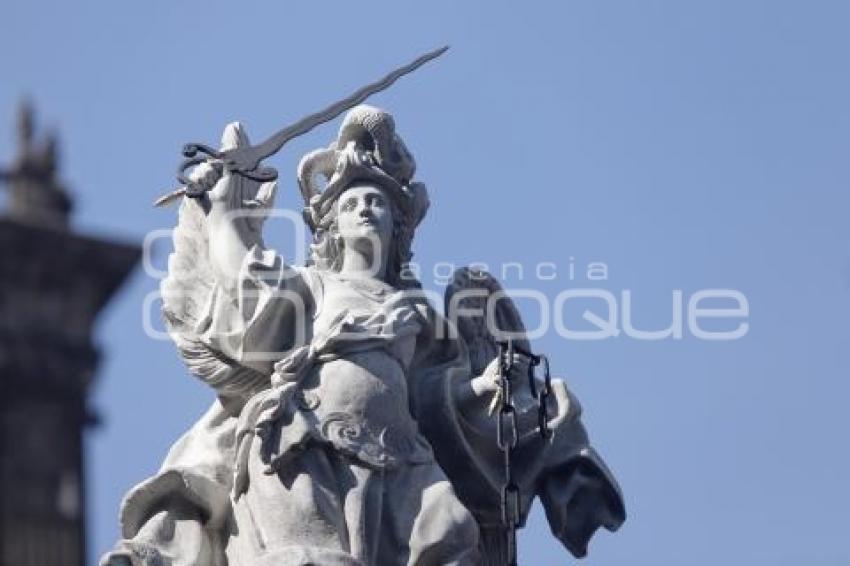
[496,339,520,566]
[495,340,553,565]
[535,354,552,439]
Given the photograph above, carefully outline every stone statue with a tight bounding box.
[102,59,624,566]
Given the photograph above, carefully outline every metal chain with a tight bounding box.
[496,339,520,566]
[535,354,552,439]
[495,340,554,565]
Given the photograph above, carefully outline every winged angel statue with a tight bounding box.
[102,59,624,566]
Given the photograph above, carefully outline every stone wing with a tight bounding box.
[443,266,530,375]
[160,123,278,398]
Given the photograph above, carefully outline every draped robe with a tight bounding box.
[106,247,625,565]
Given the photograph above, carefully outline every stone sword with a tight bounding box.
[154,45,449,207]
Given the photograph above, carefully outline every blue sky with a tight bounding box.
[3,1,850,564]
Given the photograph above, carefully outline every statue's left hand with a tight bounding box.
[473,352,538,415]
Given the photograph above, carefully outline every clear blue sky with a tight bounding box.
[3,1,849,564]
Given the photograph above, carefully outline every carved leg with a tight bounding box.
[227,443,353,562]
[380,462,480,566]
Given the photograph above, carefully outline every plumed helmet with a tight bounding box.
[297,105,429,232]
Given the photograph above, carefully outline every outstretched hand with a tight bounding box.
[474,352,537,415]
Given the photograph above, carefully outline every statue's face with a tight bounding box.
[335,183,394,261]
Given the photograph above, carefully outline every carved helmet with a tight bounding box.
[297,105,429,232]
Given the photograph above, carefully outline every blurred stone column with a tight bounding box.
[0,102,140,565]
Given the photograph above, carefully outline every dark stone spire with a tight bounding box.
[0,100,73,227]
[0,101,140,565]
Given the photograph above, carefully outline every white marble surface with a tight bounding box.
[101,107,623,566]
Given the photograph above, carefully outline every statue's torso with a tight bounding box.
[297,272,433,466]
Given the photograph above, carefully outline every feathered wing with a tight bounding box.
[435,267,625,562]
[160,122,278,400]
[444,267,529,374]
